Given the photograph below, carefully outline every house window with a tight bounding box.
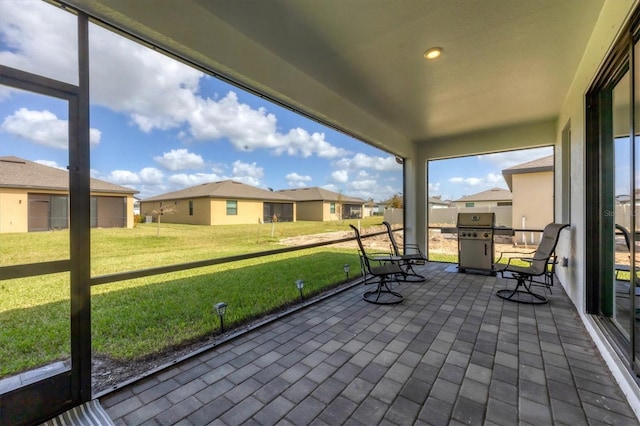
[465,202,475,207]
[497,202,512,206]
[189,200,193,216]
[226,200,237,215]
[330,202,336,214]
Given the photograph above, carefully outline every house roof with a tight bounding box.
[502,155,554,191]
[142,180,294,202]
[428,197,449,206]
[276,187,365,203]
[454,187,512,203]
[0,156,138,194]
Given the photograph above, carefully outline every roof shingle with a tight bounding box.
[142,180,293,202]
[0,156,137,194]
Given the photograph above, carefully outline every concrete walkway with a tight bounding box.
[100,262,639,425]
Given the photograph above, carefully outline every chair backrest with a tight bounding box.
[529,223,569,275]
[382,221,400,256]
[350,224,372,271]
[615,224,631,252]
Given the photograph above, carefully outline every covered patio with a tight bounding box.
[100,263,637,425]
[5,1,640,424]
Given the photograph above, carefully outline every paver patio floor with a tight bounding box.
[100,262,640,425]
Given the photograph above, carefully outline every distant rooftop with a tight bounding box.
[454,187,512,202]
[142,180,293,202]
[502,155,554,191]
[0,156,137,194]
[276,187,365,203]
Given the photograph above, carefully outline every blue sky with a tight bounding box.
[0,1,552,203]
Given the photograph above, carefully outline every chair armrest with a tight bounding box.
[495,250,535,264]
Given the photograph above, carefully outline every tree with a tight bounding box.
[387,193,403,209]
[150,203,177,237]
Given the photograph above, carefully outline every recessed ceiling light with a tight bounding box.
[424,47,443,60]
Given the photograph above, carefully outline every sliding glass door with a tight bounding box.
[587,26,640,375]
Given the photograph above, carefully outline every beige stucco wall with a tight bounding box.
[0,189,135,232]
[453,200,506,208]
[296,200,325,221]
[293,200,350,221]
[210,198,264,225]
[140,198,212,225]
[0,188,28,233]
[511,171,553,244]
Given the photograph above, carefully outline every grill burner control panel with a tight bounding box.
[459,229,492,240]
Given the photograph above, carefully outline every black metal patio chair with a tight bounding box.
[495,223,569,304]
[382,221,427,282]
[350,224,404,304]
[613,224,640,298]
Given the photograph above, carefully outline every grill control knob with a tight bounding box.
[472,232,477,237]
[483,232,489,238]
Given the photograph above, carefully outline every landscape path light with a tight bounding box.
[344,264,350,281]
[215,302,227,333]
[295,279,304,303]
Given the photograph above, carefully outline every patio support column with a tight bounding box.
[404,143,427,254]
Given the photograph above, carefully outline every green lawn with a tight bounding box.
[0,218,381,377]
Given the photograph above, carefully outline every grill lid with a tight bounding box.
[457,212,495,228]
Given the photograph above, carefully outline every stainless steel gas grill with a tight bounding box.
[457,212,496,274]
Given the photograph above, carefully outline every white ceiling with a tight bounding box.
[63,0,605,157]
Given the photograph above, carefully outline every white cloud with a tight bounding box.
[108,170,141,185]
[34,159,64,170]
[286,172,312,187]
[334,153,401,171]
[154,149,204,171]
[188,92,349,158]
[1,108,100,149]
[230,160,264,186]
[1,2,350,160]
[0,1,78,84]
[331,170,349,183]
[139,167,165,184]
[348,178,376,191]
[449,176,482,186]
[169,173,220,187]
[478,147,553,169]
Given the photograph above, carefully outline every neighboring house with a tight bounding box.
[276,187,365,221]
[429,196,449,209]
[502,155,554,234]
[452,188,512,208]
[0,156,138,233]
[140,180,295,225]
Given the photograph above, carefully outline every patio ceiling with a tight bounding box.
[63,0,605,157]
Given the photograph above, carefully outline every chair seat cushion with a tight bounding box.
[370,263,403,276]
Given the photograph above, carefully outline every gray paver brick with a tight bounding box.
[187,396,233,424]
[519,397,552,424]
[452,396,485,425]
[485,397,517,426]
[385,395,420,425]
[220,396,264,425]
[252,396,296,425]
[155,396,202,426]
[285,396,325,425]
[349,397,388,425]
[318,396,358,424]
